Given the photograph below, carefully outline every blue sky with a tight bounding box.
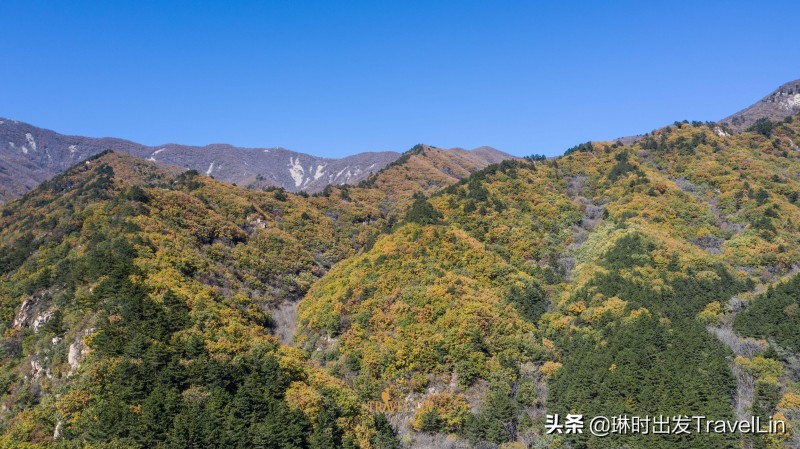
[2,1,799,157]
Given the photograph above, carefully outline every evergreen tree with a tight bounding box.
[405,193,442,225]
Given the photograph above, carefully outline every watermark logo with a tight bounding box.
[366,389,416,414]
[366,389,437,414]
[546,414,787,437]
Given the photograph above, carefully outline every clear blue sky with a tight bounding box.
[2,1,799,157]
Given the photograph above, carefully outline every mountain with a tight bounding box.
[0,151,401,447]
[3,78,799,204]
[0,139,512,447]
[0,119,517,204]
[594,79,800,146]
[3,113,800,448]
[297,115,800,448]
[4,90,800,448]
[0,118,401,202]
[358,144,517,206]
[720,78,800,132]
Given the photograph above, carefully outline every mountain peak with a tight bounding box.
[355,144,516,206]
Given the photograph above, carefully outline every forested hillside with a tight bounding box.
[0,145,497,448]
[2,114,800,448]
[299,115,800,448]
[0,152,400,447]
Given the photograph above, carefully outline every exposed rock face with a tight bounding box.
[720,79,800,132]
[67,342,81,371]
[12,294,53,332]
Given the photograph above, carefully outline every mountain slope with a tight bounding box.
[0,139,512,448]
[0,119,517,204]
[0,152,407,448]
[592,78,800,145]
[358,144,517,207]
[4,93,800,448]
[296,114,800,447]
[721,79,800,132]
[0,118,400,201]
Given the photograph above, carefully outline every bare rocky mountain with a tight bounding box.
[720,78,800,132]
[0,118,400,202]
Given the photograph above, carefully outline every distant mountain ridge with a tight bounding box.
[0,119,517,203]
[4,77,797,203]
[0,118,403,202]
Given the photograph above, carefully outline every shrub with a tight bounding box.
[748,118,775,137]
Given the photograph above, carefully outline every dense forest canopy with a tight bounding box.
[1,114,800,447]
